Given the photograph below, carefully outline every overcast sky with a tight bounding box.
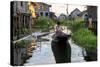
[47,3,87,17]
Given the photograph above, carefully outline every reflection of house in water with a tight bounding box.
[68,8,81,19]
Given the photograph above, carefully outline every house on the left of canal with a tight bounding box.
[32,2,51,17]
[11,1,52,40]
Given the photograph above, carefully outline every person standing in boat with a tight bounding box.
[55,21,62,34]
[53,21,65,37]
[51,21,71,63]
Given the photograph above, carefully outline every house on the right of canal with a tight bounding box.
[87,6,97,35]
[68,8,81,20]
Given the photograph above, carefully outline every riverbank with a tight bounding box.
[12,31,52,65]
[24,27,86,65]
[61,19,97,61]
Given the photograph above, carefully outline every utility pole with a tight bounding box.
[66,4,69,15]
[66,4,69,34]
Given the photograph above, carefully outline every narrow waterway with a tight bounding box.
[69,38,86,62]
[24,32,86,66]
[24,33,55,65]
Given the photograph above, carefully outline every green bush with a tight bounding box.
[60,18,97,52]
[34,17,55,28]
[72,28,97,51]
[71,21,84,32]
[60,19,84,32]
[60,19,73,26]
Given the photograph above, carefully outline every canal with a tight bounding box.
[24,31,86,65]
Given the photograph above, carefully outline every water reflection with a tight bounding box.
[24,33,86,65]
[69,39,86,62]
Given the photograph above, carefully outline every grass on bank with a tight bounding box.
[60,18,97,51]
[33,17,55,30]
